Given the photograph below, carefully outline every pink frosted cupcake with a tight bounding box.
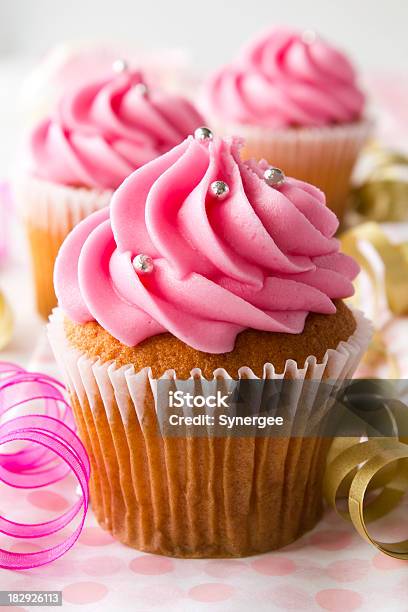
[201,27,371,219]
[15,62,204,318]
[48,132,372,557]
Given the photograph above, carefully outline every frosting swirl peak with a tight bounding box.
[29,69,204,189]
[55,135,359,353]
[201,27,365,128]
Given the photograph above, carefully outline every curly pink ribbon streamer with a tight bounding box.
[0,362,90,570]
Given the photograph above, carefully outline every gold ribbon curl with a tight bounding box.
[341,222,408,317]
[325,223,408,557]
[0,291,12,350]
[340,222,408,377]
[350,148,408,222]
[324,437,408,559]
[324,397,408,558]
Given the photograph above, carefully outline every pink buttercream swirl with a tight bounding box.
[202,28,365,128]
[55,135,359,353]
[29,69,204,189]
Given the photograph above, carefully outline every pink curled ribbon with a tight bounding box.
[0,362,90,570]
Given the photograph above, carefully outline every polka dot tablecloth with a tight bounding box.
[0,332,407,612]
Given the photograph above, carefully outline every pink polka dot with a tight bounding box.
[310,530,353,551]
[27,490,69,512]
[129,555,174,575]
[263,585,314,610]
[79,526,115,546]
[82,555,124,576]
[373,552,407,570]
[326,559,370,582]
[188,583,235,603]
[204,559,248,578]
[251,555,296,576]
[63,582,108,605]
[0,608,27,612]
[316,589,363,611]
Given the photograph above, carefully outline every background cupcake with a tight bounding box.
[15,63,204,318]
[48,132,371,557]
[19,42,192,126]
[200,27,372,220]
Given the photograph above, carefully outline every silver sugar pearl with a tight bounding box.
[134,82,148,96]
[263,167,285,187]
[194,126,213,142]
[210,180,230,199]
[112,58,129,73]
[301,29,317,45]
[132,254,154,274]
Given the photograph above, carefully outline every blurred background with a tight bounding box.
[1,0,407,69]
[1,0,407,171]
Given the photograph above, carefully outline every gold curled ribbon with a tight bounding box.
[324,434,408,559]
[326,391,400,498]
[341,222,408,377]
[341,222,408,317]
[0,291,13,350]
[349,446,408,558]
[350,147,408,222]
[324,437,408,559]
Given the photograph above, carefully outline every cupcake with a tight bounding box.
[16,63,204,318]
[19,43,192,126]
[48,131,371,557]
[200,27,371,219]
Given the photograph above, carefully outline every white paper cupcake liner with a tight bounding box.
[14,175,112,318]
[15,175,112,232]
[47,308,372,557]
